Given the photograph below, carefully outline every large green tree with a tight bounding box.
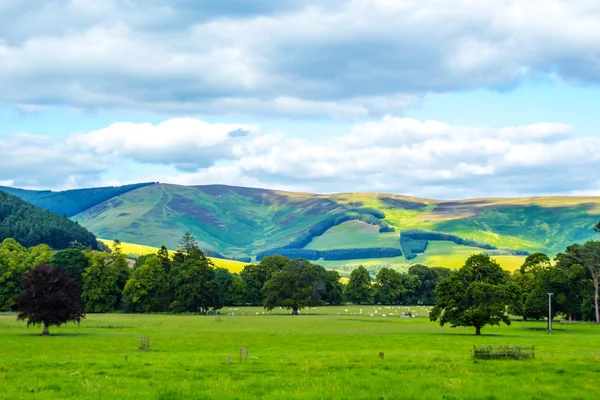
[430,254,515,335]
[375,267,419,305]
[0,239,52,311]
[263,259,328,315]
[122,255,169,312]
[346,266,375,304]
[509,253,551,320]
[169,248,219,313]
[240,256,288,305]
[225,274,248,306]
[50,248,89,288]
[556,241,600,322]
[81,252,122,313]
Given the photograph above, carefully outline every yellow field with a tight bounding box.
[98,239,247,273]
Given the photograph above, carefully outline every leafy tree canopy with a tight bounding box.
[430,254,515,335]
[13,264,85,335]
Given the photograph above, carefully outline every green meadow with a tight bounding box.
[1,308,599,400]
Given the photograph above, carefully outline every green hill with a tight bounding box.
[0,190,100,249]
[5,183,600,269]
[0,182,156,217]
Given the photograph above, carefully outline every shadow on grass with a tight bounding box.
[431,332,520,337]
[20,332,97,337]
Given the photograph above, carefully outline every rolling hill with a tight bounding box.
[0,190,100,249]
[3,183,600,270]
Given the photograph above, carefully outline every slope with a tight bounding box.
[0,182,156,217]
[0,190,99,249]
[69,184,600,264]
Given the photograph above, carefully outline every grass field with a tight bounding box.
[1,309,599,399]
[305,221,401,250]
[98,239,247,273]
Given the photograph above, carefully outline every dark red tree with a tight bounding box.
[13,264,86,336]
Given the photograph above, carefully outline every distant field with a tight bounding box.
[305,220,401,250]
[412,241,527,271]
[99,239,247,273]
[1,310,598,399]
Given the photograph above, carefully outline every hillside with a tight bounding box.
[5,183,600,269]
[0,190,99,249]
[0,182,156,217]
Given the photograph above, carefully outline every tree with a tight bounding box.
[81,252,122,313]
[240,256,288,305]
[509,253,551,321]
[580,241,600,323]
[0,240,52,311]
[214,267,233,309]
[157,245,172,275]
[430,254,515,335]
[13,264,85,335]
[111,240,131,294]
[346,266,375,304]
[375,267,419,305]
[408,264,438,305]
[263,259,327,315]
[122,255,169,312]
[50,248,89,288]
[556,241,600,323]
[225,274,248,306]
[169,248,220,313]
[323,270,344,305]
[178,231,199,254]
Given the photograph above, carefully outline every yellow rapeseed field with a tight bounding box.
[98,239,247,273]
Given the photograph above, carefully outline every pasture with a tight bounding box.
[1,307,599,399]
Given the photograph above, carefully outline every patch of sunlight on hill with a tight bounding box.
[98,239,247,273]
[412,241,526,271]
[305,220,400,250]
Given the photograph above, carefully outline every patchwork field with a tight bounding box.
[5,183,600,266]
[98,239,247,273]
[0,309,599,399]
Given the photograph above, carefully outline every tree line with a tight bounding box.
[430,241,600,335]
[4,232,599,335]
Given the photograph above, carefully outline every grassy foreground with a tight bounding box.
[1,308,599,400]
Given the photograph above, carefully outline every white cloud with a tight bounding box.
[0,1,600,116]
[3,116,599,198]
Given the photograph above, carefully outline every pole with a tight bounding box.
[547,292,553,334]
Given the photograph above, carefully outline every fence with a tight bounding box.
[473,345,534,360]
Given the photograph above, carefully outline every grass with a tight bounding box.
[98,239,247,274]
[0,309,599,399]
[305,221,401,250]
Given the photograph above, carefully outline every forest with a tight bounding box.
[0,191,99,250]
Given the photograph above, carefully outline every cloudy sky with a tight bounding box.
[1,0,600,198]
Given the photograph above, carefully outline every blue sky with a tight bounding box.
[1,0,600,198]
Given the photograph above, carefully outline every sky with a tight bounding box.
[1,0,600,199]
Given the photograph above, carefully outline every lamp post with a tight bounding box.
[547,292,553,334]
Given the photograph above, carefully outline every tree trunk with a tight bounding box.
[522,316,527,322]
[291,306,299,315]
[42,323,50,336]
[475,326,481,336]
[594,275,599,324]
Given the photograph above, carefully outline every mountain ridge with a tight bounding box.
[3,183,599,269]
